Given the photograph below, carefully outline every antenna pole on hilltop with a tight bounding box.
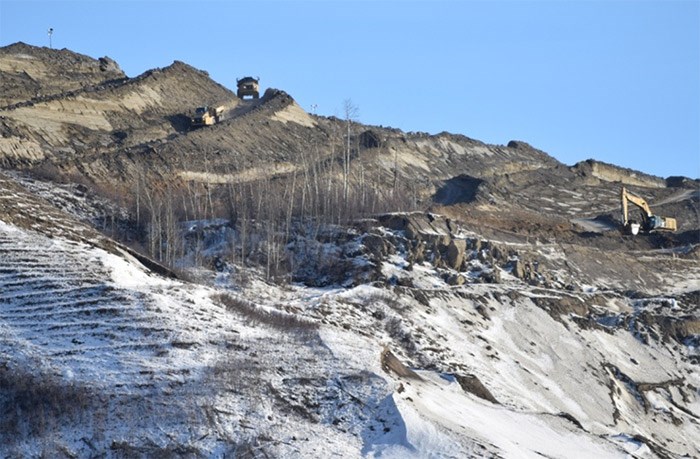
[48,28,53,49]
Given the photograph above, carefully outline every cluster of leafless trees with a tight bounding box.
[125,101,420,281]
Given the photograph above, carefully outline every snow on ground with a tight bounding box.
[1,194,698,457]
[296,232,700,458]
[571,217,617,233]
[394,371,627,459]
[0,217,405,457]
[0,218,235,390]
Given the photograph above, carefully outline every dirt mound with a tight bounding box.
[0,42,126,107]
[0,49,237,167]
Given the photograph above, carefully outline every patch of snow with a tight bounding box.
[397,371,628,459]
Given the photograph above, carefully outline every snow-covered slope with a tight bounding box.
[2,171,699,457]
[1,171,699,458]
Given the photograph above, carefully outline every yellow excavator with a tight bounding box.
[621,187,677,235]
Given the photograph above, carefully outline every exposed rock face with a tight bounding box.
[433,174,484,205]
[507,140,540,152]
[98,56,121,73]
[446,239,467,270]
[355,213,552,287]
[380,348,422,379]
[572,159,666,188]
[666,176,700,188]
[331,211,697,304]
[455,374,500,404]
[359,129,382,148]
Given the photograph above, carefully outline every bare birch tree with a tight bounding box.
[343,99,359,210]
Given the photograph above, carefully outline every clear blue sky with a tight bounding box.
[1,0,698,178]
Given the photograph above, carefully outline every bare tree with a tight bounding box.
[343,99,359,210]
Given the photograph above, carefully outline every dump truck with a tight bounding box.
[621,187,677,235]
[191,106,224,128]
[236,77,260,99]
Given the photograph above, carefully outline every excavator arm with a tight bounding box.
[621,187,652,225]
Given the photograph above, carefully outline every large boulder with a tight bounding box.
[446,239,467,270]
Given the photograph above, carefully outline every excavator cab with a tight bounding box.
[621,187,677,235]
[648,215,667,231]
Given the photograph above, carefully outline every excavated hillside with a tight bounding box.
[0,42,699,458]
[0,42,125,107]
[1,43,697,252]
[0,50,236,165]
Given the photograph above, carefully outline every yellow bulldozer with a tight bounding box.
[191,105,224,128]
[621,187,677,235]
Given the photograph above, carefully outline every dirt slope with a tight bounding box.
[0,43,236,166]
[0,42,697,249]
[0,42,125,107]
